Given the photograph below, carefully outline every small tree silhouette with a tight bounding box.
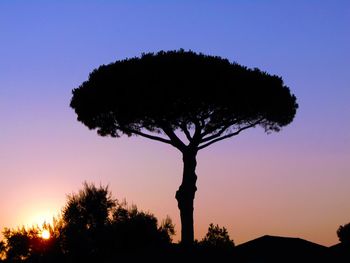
[71,49,298,245]
[159,216,176,244]
[62,182,116,230]
[60,182,174,261]
[1,224,62,262]
[2,227,31,261]
[111,202,174,250]
[60,182,116,261]
[337,222,350,245]
[200,223,234,249]
[0,240,5,261]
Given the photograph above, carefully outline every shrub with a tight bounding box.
[199,223,234,249]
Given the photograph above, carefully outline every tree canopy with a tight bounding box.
[199,223,234,250]
[70,49,298,245]
[0,183,175,262]
[71,49,298,151]
[60,183,174,261]
[337,222,350,245]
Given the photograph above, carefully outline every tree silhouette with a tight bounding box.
[70,49,298,245]
[60,183,116,261]
[62,182,116,230]
[1,222,64,263]
[337,222,350,245]
[2,227,31,261]
[60,182,174,261]
[159,216,176,244]
[111,202,174,251]
[0,241,4,261]
[200,223,234,249]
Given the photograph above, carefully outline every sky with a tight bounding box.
[0,1,349,246]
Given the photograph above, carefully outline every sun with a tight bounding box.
[41,229,50,240]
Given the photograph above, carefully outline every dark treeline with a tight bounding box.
[0,182,349,262]
[0,183,235,263]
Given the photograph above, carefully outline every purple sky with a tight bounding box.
[0,1,349,245]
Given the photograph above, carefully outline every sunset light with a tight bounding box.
[27,212,54,228]
[0,1,349,262]
[41,229,50,240]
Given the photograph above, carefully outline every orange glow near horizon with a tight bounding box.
[41,229,50,240]
[22,210,57,230]
[0,136,348,247]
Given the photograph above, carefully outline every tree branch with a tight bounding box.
[180,123,193,142]
[198,119,264,150]
[123,128,174,146]
[200,122,235,143]
[202,116,244,137]
[199,117,205,129]
[161,125,186,151]
[189,120,202,147]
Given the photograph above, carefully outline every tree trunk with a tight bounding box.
[175,148,198,246]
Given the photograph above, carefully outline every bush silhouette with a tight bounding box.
[337,222,350,245]
[110,203,174,252]
[60,182,116,260]
[199,223,234,250]
[1,223,63,263]
[2,227,31,261]
[159,216,176,244]
[59,182,174,261]
[0,183,175,262]
[0,241,5,261]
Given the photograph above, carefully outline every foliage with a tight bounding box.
[3,227,38,261]
[60,182,115,259]
[111,202,175,250]
[337,222,350,245]
[199,223,234,249]
[0,183,174,262]
[60,183,174,260]
[159,216,176,244]
[70,49,298,245]
[1,221,63,263]
[62,182,116,230]
[71,50,298,145]
[0,241,5,260]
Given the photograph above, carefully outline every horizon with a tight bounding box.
[0,1,349,247]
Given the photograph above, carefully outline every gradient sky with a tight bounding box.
[0,1,349,246]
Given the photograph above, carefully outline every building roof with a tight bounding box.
[235,235,328,262]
